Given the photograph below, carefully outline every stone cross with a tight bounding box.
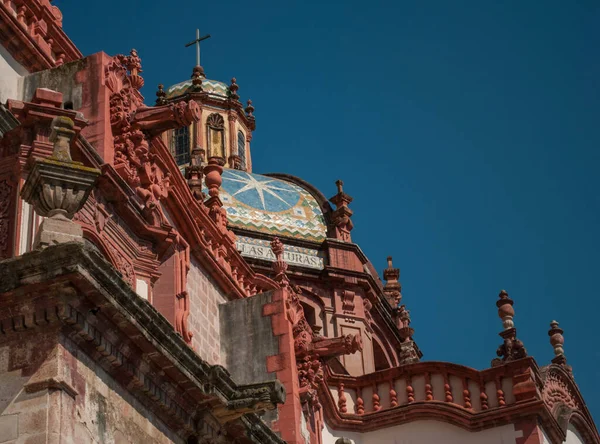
[185,29,211,67]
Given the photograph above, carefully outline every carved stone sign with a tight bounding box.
[236,236,325,270]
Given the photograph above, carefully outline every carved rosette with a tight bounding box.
[543,372,579,414]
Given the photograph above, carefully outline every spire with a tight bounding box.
[548,320,571,371]
[329,179,354,242]
[492,290,527,366]
[229,78,240,102]
[383,255,402,306]
[245,99,255,118]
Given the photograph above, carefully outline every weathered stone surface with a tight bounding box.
[220,290,279,386]
[32,215,84,249]
[0,414,18,442]
[0,242,285,444]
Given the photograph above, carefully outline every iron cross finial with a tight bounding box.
[185,29,211,67]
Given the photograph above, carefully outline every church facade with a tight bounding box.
[0,1,598,443]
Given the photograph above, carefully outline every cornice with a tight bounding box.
[0,242,286,443]
[0,1,81,73]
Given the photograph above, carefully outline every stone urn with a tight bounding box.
[20,116,101,249]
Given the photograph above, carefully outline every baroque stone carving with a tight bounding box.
[543,372,579,413]
[269,238,362,414]
[341,290,355,312]
[106,49,200,227]
[115,253,135,286]
[329,180,354,242]
[0,179,12,259]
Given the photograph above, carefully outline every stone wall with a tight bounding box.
[0,44,26,103]
[0,327,181,443]
[219,290,279,385]
[187,256,227,365]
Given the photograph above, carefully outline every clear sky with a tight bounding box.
[55,0,599,420]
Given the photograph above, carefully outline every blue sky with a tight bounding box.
[56,0,600,420]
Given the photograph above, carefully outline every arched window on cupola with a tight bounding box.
[206,113,225,159]
[237,130,246,170]
[173,126,190,166]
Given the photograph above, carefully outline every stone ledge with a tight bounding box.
[0,242,286,444]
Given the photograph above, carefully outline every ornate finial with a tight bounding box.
[492,290,527,366]
[229,78,240,101]
[203,157,227,230]
[548,320,570,370]
[124,49,144,90]
[383,255,401,306]
[245,99,255,117]
[20,116,101,249]
[270,237,290,288]
[155,84,167,106]
[191,66,205,90]
[49,116,76,162]
[549,320,564,357]
[496,289,514,330]
[398,305,411,328]
[329,179,354,242]
[395,304,420,364]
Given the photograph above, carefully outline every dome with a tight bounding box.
[214,169,327,242]
[165,78,229,100]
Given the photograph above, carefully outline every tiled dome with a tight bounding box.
[208,169,327,242]
[165,78,229,100]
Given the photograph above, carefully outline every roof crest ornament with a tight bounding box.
[185,28,211,75]
[492,290,528,366]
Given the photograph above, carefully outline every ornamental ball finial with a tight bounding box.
[548,320,565,357]
[496,289,514,330]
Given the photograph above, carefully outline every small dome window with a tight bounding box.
[174,126,190,165]
[237,130,246,169]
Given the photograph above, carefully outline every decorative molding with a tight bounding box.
[0,179,13,259]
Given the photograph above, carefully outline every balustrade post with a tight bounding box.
[355,388,365,415]
[389,380,398,408]
[425,373,433,401]
[372,385,381,412]
[495,377,506,407]
[443,373,453,403]
[406,377,415,403]
[337,382,347,414]
[462,378,472,409]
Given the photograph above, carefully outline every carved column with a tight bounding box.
[228,113,236,168]
[195,104,204,149]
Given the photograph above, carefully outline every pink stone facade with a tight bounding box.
[188,256,227,365]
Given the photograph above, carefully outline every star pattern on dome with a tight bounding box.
[227,171,298,210]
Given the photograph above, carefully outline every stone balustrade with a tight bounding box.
[324,359,539,417]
